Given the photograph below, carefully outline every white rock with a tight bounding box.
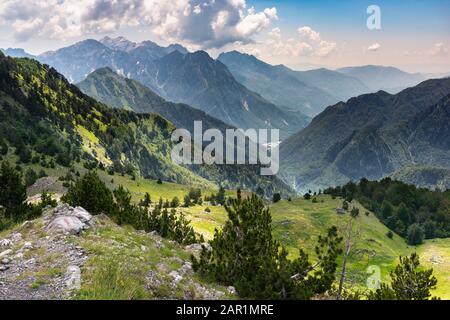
[0,265,9,272]
[11,233,22,242]
[227,286,237,295]
[169,271,183,285]
[23,242,33,250]
[1,258,10,265]
[66,265,81,290]
[46,216,85,235]
[14,252,24,259]
[20,221,32,229]
[0,249,12,259]
[0,239,11,247]
[72,207,92,223]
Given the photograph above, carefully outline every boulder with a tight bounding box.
[46,204,93,235]
[47,216,85,235]
[72,207,92,223]
[0,249,12,259]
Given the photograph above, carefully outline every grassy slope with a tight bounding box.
[180,194,450,298]
[20,164,450,299]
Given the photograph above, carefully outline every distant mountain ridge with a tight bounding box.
[0,52,293,196]
[77,67,232,135]
[218,51,370,117]
[3,38,309,138]
[336,65,427,94]
[279,78,450,193]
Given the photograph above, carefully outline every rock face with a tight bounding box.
[45,204,93,235]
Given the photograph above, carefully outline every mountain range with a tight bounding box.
[2,38,309,139]
[218,51,369,117]
[2,37,450,193]
[280,77,450,192]
[337,65,427,94]
[77,67,231,135]
[0,52,292,196]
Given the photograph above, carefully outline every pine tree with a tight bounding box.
[368,253,437,300]
[62,171,114,215]
[192,195,342,299]
[0,161,27,219]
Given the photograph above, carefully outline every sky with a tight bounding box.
[0,0,449,73]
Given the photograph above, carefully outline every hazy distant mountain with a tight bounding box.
[38,39,132,83]
[218,51,370,117]
[337,65,426,94]
[0,48,35,59]
[280,78,450,193]
[27,38,308,138]
[99,36,139,52]
[143,50,310,137]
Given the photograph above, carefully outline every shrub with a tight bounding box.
[406,223,424,246]
[272,193,281,203]
[367,253,437,300]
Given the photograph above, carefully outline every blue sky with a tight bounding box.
[0,0,449,72]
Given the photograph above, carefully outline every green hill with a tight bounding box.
[181,194,450,298]
[0,53,293,196]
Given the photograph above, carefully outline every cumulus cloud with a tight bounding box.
[429,43,448,56]
[263,26,336,58]
[0,0,277,48]
[367,43,381,52]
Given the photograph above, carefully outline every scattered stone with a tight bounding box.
[46,204,93,235]
[179,262,192,275]
[14,252,24,259]
[23,242,33,250]
[227,286,237,295]
[0,265,10,272]
[1,258,10,265]
[11,233,22,242]
[185,243,211,255]
[141,245,148,252]
[20,221,32,230]
[0,249,12,259]
[169,271,183,286]
[0,239,11,247]
[66,265,81,290]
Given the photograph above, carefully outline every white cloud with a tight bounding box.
[367,43,381,52]
[0,0,277,49]
[429,43,448,56]
[262,26,336,58]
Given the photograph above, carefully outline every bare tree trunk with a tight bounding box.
[337,218,353,300]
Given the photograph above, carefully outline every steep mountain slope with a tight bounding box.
[0,52,208,187]
[280,78,450,192]
[16,39,308,138]
[391,165,450,190]
[218,51,369,117]
[77,67,231,135]
[337,65,426,94]
[141,50,309,137]
[38,39,133,83]
[0,53,293,195]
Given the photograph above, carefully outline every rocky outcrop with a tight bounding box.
[45,204,93,235]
